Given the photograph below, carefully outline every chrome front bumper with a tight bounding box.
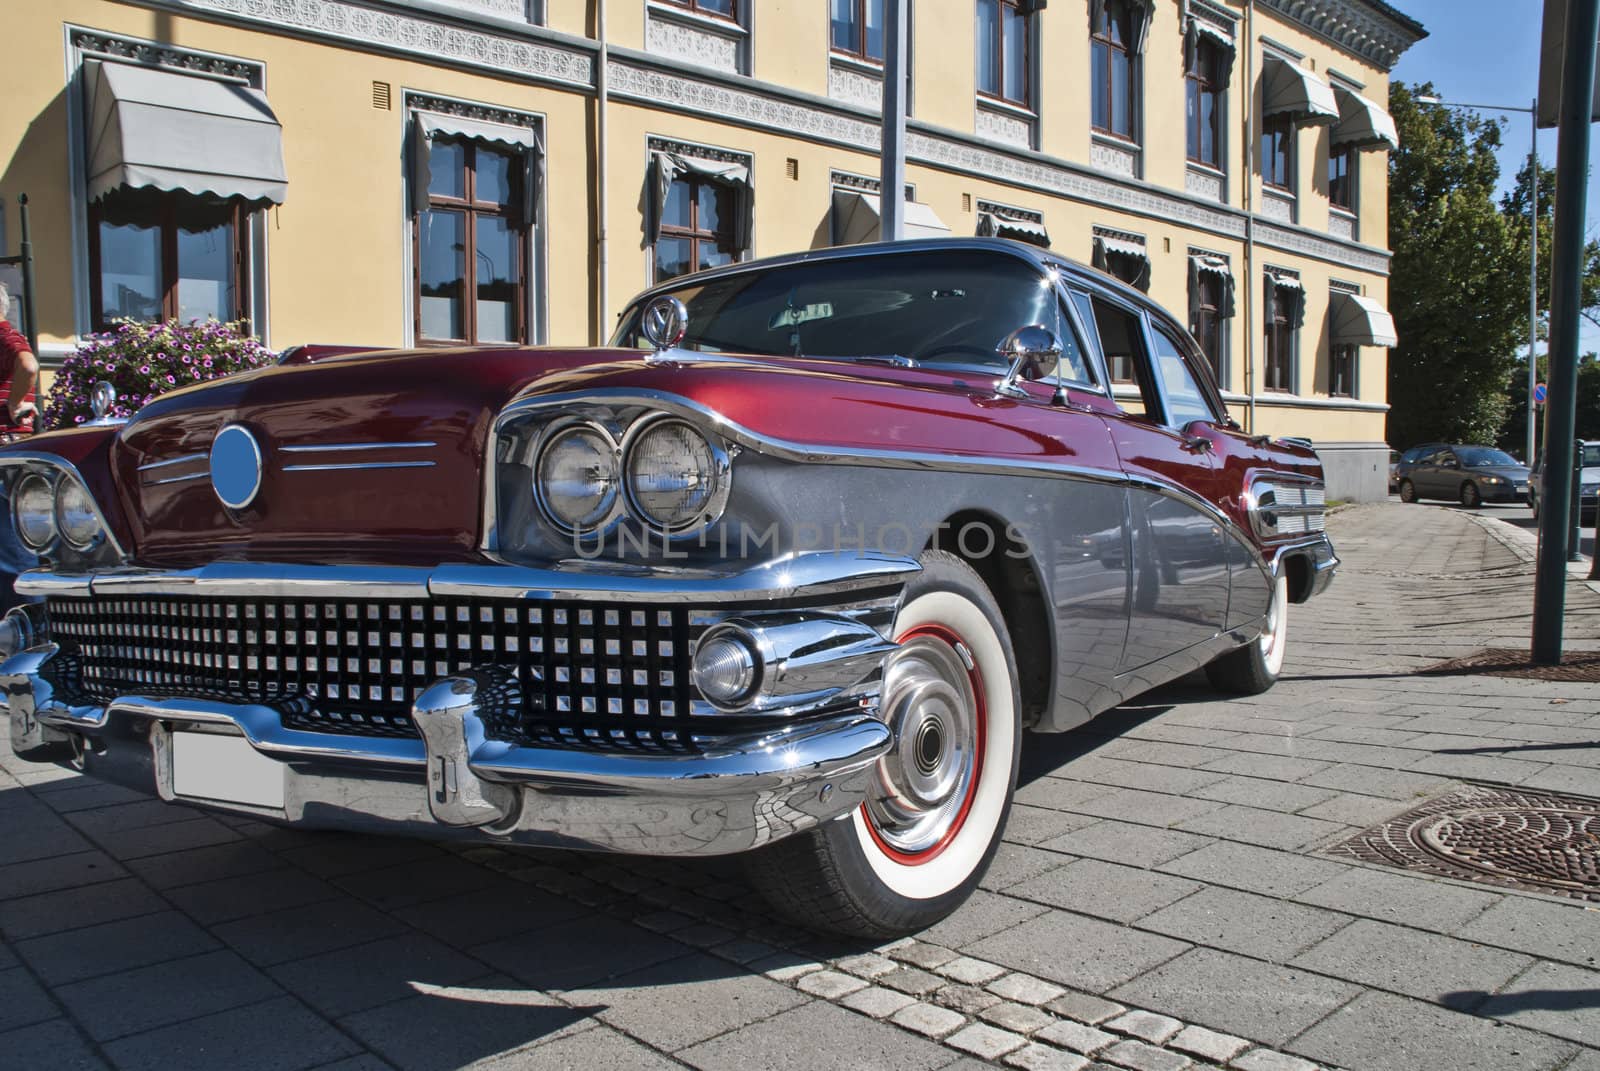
[1,646,893,855]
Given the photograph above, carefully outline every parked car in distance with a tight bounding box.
[1387,449,1402,494]
[1396,444,1531,508]
[0,239,1335,937]
[1528,440,1600,522]
[1392,442,1444,492]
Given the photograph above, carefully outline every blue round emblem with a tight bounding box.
[210,424,264,510]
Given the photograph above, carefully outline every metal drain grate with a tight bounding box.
[1418,647,1600,683]
[1328,784,1600,901]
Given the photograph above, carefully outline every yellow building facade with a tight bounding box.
[0,0,1423,498]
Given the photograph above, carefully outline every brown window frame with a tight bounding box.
[1091,0,1137,139]
[1261,114,1293,191]
[1330,341,1356,398]
[832,0,885,63]
[1185,38,1223,168]
[977,0,1032,108]
[88,190,250,332]
[413,137,529,347]
[1328,143,1355,211]
[1264,282,1296,393]
[659,0,738,21]
[654,173,740,285]
[1189,271,1225,382]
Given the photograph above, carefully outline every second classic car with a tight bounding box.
[0,238,1334,936]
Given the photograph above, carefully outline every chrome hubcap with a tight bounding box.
[867,635,979,855]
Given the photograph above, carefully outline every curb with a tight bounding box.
[1464,511,1600,597]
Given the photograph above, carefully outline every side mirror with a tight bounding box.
[995,325,1062,399]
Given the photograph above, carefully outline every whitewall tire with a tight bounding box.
[1205,573,1288,695]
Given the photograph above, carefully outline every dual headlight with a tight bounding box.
[11,472,106,552]
[533,416,731,536]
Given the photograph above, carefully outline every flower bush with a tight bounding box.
[45,319,274,429]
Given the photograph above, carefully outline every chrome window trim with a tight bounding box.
[279,441,438,453]
[281,461,437,472]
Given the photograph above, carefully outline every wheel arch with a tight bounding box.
[926,509,1053,729]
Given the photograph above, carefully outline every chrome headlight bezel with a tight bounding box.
[531,421,623,536]
[620,416,733,537]
[53,477,105,550]
[12,472,58,552]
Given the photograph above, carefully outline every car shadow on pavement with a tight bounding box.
[1442,988,1600,1015]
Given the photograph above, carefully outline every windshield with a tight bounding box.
[1456,447,1520,468]
[613,249,1076,376]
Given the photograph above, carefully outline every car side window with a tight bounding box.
[1150,326,1219,428]
[1089,296,1158,419]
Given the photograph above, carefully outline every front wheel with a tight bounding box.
[1460,481,1481,508]
[744,550,1020,938]
[1205,574,1288,695]
[1399,479,1417,503]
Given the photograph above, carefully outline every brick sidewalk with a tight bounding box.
[3,501,1600,1071]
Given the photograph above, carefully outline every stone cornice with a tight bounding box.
[1256,0,1427,72]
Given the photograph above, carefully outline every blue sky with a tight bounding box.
[1390,0,1596,355]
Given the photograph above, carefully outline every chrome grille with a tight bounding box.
[44,595,694,749]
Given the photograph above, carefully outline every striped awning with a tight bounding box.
[1262,55,1339,126]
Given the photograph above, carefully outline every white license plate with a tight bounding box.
[171,732,286,809]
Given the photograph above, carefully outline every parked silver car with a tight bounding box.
[1528,440,1600,522]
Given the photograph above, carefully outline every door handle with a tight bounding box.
[1182,435,1213,453]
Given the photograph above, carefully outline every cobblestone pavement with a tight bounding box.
[4,501,1600,1071]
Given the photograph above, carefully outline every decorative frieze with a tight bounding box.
[428,0,528,20]
[1091,136,1140,178]
[829,63,883,110]
[1328,210,1356,241]
[645,8,743,75]
[1184,165,1223,202]
[405,91,541,129]
[71,29,261,83]
[1260,189,1296,223]
[975,104,1034,151]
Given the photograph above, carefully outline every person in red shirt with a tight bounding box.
[0,280,39,438]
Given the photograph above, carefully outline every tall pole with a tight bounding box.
[1531,0,1600,663]
[18,194,37,357]
[879,0,908,241]
[1528,99,1539,467]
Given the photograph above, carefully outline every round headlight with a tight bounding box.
[692,629,760,707]
[624,419,730,533]
[12,474,56,551]
[54,478,103,550]
[535,425,619,533]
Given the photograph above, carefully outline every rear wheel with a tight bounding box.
[744,550,1020,938]
[1399,479,1417,503]
[1460,481,1481,508]
[1205,574,1288,695]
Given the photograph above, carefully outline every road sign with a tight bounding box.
[1535,382,1549,404]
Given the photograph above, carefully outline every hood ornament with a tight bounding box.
[84,381,126,427]
[210,424,264,510]
[640,296,689,361]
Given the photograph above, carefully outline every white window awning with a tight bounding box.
[651,151,755,250]
[1329,291,1398,347]
[1262,55,1340,126]
[1187,255,1236,319]
[1092,235,1150,291]
[412,111,544,221]
[1332,86,1400,152]
[84,59,287,206]
[833,191,952,244]
[977,209,1050,247]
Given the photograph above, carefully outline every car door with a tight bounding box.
[1074,290,1228,673]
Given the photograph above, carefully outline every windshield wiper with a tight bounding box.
[811,353,919,368]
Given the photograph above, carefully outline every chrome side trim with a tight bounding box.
[0,453,129,560]
[15,550,919,603]
[137,452,207,472]
[280,441,438,453]
[148,471,209,486]
[281,461,437,472]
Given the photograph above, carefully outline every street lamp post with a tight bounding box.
[1417,96,1540,466]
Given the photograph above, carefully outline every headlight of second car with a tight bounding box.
[623,418,731,534]
[534,424,620,533]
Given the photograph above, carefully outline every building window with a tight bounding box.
[90,188,249,330]
[1330,342,1356,397]
[1091,0,1136,139]
[1328,144,1354,210]
[977,0,1030,106]
[1186,38,1223,167]
[660,0,736,19]
[416,137,527,344]
[1264,276,1300,393]
[832,0,885,62]
[1261,115,1293,190]
[656,173,740,283]
[1190,272,1225,380]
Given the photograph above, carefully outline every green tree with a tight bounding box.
[1387,82,1527,447]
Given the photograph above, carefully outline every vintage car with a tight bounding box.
[0,239,1335,937]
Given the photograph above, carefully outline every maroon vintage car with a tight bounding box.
[0,239,1334,936]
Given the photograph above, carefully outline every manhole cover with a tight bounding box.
[1328,784,1600,901]
[1418,647,1600,683]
